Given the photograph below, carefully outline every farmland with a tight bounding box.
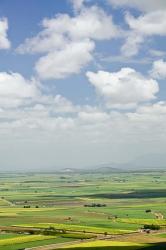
[0,170,165,249]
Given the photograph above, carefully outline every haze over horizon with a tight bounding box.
[0,0,166,171]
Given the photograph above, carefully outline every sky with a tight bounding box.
[0,0,166,170]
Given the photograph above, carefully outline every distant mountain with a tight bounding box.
[85,158,166,173]
[51,154,166,174]
[90,163,124,173]
[58,164,123,174]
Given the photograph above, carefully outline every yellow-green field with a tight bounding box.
[64,240,145,249]
[0,171,165,250]
[15,223,134,234]
[0,235,56,246]
[117,218,166,226]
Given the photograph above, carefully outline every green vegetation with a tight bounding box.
[0,235,72,250]
[156,233,166,238]
[0,171,165,249]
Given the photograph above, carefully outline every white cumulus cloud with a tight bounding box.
[0,72,39,108]
[17,6,120,79]
[35,39,95,80]
[0,18,10,49]
[150,59,166,79]
[108,0,166,12]
[121,11,166,57]
[86,68,159,108]
[125,11,166,36]
[70,0,87,11]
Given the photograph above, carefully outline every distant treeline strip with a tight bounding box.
[39,189,166,199]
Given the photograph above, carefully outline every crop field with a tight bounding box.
[0,171,165,249]
[0,233,73,250]
[63,240,145,249]
[0,235,56,246]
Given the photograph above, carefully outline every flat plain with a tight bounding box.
[0,170,165,249]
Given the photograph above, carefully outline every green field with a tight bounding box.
[0,171,165,249]
[0,234,73,250]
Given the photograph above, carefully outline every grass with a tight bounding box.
[0,234,18,239]
[155,233,166,238]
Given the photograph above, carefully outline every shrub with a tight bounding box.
[145,209,151,213]
[143,224,160,230]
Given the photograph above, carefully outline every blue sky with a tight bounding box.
[0,0,166,170]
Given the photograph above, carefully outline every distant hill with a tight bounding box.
[46,154,166,173]
[58,165,123,174]
[89,163,124,173]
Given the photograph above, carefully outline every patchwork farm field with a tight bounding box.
[0,171,165,249]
